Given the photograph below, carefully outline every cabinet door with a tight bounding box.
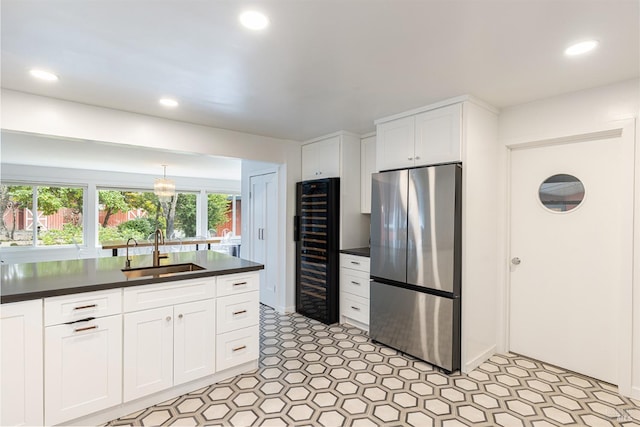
[302,137,341,180]
[414,103,462,165]
[44,315,122,426]
[123,306,173,401]
[360,135,376,213]
[376,116,415,171]
[174,299,216,386]
[315,136,340,178]
[301,143,318,181]
[1,300,43,427]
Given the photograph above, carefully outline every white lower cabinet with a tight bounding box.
[44,314,122,426]
[123,306,174,401]
[1,300,43,427]
[123,291,216,401]
[340,254,371,330]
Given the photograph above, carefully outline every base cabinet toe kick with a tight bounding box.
[0,271,260,427]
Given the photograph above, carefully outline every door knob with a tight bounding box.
[511,257,521,265]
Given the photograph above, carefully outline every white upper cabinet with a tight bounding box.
[360,134,376,214]
[414,103,461,165]
[376,103,462,171]
[301,135,340,181]
[301,131,369,249]
[376,116,415,170]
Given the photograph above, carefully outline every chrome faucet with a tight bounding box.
[125,237,138,269]
[153,228,166,267]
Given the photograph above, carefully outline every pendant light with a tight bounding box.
[154,165,175,201]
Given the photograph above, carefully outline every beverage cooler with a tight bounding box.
[294,178,340,324]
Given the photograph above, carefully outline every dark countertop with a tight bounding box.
[1,251,263,304]
[340,247,370,257]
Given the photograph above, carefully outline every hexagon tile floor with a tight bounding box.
[106,305,640,427]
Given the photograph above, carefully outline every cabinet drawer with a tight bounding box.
[123,277,216,312]
[216,272,259,297]
[341,292,369,325]
[216,325,259,371]
[340,269,370,299]
[216,291,259,334]
[44,289,122,326]
[340,254,370,273]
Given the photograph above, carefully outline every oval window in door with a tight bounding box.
[538,174,585,212]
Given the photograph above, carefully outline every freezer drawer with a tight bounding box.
[370,281,460,372]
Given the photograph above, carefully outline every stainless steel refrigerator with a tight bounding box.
[370,163,461,372]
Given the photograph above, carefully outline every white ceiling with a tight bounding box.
[1,0,638,145]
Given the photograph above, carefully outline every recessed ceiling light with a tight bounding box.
[29,68,58,81]
[564,40,599,56]
[239,10,269,30]
[159,98,179,107]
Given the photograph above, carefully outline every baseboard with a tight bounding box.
[283,305,296,314]
[63,360,258,426]
[463,345,497,373]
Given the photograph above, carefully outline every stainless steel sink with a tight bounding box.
[122,263,205,279]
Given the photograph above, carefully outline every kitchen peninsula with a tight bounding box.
[1,251,263,426]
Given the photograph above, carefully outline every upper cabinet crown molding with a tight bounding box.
[374,94,499,126]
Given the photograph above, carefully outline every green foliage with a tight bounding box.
[208,194,231,231]
[174,193,197,237]
[41,224,83,245]
[99,190,128,212]
[118,217,154,239]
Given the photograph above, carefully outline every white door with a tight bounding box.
[44,315,122,425]
[250,172,278,309]
[123,306,173,401]
[376,115,415,171]
[173,299,216,385]
[509,130,633,384]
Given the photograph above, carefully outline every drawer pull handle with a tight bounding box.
[351,281,360,285]
[74,304,97,311]
[74,325,98,333]
[233,282,248,287]
[166,316,172,322]
[65,316,96,325]
[232,345,247,352]
[178,314,183,319]
[350,261,360,265]
[233,310,247,316]
[351,306,360,311]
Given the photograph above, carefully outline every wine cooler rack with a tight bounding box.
[295,178,340,324]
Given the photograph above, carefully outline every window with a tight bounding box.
[0,184,84,247]
[207,194,240,237]
[97,189,198,243]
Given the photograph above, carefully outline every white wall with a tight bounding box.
[497,78,640,398]
[241,156,301,314]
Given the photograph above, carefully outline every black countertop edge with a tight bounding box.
[340,247,370,257]
[1,251,263,304]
